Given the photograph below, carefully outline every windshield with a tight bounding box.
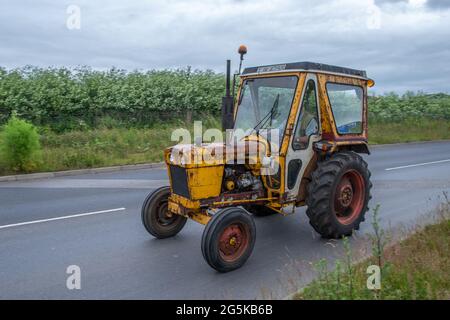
[233,76,298,144]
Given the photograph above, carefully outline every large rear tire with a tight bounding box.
[306,151,372,239]
[201,207,256,272]
[141,186,187,239]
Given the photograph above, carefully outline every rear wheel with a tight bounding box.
[141,186,187,239]
[201,207,256,272]
[306,151,372,239]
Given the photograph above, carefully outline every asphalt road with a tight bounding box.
[1,141,449,299]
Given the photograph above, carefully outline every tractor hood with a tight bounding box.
[164,135,272,168]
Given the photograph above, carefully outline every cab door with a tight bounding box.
[284,73,321,201]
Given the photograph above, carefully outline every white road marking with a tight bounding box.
[385,159,450,171]
[0,207,126,230]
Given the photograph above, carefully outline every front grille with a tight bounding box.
[169,165,190,198]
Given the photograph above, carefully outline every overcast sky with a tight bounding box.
[1,0,449,93]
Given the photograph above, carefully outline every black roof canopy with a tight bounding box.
[242,61,367,78]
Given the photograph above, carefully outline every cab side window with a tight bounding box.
[292,80,319,150]
[326,83,363,134]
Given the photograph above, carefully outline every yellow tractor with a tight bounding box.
[142,46,374,272]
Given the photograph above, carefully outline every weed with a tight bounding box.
[0,115,42,172]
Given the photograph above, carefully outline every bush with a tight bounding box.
[0,116,42,172]
[0,66,225,131]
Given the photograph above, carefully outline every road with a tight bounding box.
[0,141,449,299]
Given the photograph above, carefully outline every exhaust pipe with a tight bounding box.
[221,59,233,131]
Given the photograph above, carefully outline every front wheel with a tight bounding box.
[141,186,187,239]
[306,151,372,239]
[201,207,256,272]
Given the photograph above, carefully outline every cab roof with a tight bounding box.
[242,61,367,78]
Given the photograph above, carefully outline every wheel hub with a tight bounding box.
[218,223,249,261]
[333,170,366,225]
[338,179,353,207]
[157,202,176,226]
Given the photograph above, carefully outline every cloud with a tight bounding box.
[0,0,449,93]
[375,0,450,10]
[427,0,450,9]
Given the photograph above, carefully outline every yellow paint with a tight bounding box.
[163,69,371,224]
[169,193,201,210]
[187,165,224,200]
[225,180,235,191]
[168,194,211,225]
[188,212,211,225]
[168,200,181,215]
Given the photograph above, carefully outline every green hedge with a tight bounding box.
[368,92,450,122]
[0,66,226,131]
[1,67,449,131]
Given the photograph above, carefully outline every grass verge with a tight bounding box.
[0,118,449,175]
[368,119,450,144]
[293,196,450,300]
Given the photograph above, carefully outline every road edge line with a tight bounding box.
[0,162,165,182]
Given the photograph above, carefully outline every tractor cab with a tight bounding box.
[231,61,373,204]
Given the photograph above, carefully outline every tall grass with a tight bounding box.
[0,116,222,174]
[294,196,450,300]
[369,119,450,144]
[0,116,447,175]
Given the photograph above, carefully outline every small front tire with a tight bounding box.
[141,186,187,239]
[201,207,256,272]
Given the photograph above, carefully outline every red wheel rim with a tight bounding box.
[218,222,250,262]
[333,169,365,225]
